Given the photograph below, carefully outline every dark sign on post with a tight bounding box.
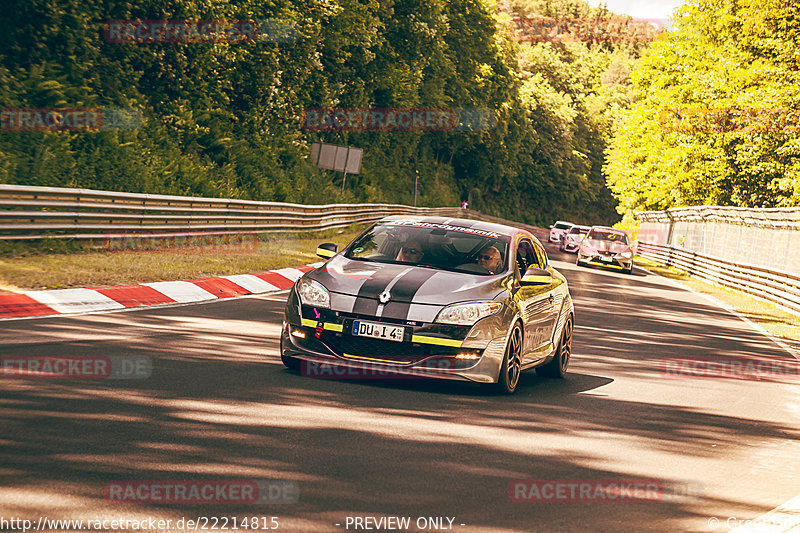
[309,143,362,174]
[309,143,363,196]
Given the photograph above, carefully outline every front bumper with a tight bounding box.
[577,252,632,271]
[280,290,509,384]
[562,241,580,253]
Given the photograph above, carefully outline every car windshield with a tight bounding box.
[587,230,629,244]
[567,226,588,235]
[345,221,511,275]
[554,222,572,230]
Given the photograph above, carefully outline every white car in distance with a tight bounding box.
[549,221,574,244]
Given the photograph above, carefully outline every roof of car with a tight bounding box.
[379,216,524,238]
[590,226,627,234]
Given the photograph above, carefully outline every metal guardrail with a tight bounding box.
[637,241,800,314]
[0,184,538,240]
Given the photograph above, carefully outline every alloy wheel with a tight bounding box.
[559,318,572,374]
[505,325,522,390]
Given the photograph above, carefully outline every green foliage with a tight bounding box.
[0,0,641,225]
[498,0,650,225]
[606,0,800,216]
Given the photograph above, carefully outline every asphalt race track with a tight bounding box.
[1,251,799,532]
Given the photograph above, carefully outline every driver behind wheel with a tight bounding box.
[476,245,502,274]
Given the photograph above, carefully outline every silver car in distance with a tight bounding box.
[576,226,634,274]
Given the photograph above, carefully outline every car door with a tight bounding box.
[514,238,561,363]
[532,239,567,347]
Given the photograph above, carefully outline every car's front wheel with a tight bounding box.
[281,353,300,371]
[537,316,572,378]
[495,322,522,394]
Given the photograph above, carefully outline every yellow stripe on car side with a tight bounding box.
[411,335,463,347]
[300,318,343,332]
[342,353,413,365]
[587,261,624,269]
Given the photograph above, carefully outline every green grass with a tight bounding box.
[0,226,367,291]
[635,255,800,352]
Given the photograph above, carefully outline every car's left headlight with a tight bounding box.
[617,251,632,259]
[296,278,330,308]
[435,301,503,325]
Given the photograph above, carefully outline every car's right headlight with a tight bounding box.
[435,301,503,326]
[296,278,330,308]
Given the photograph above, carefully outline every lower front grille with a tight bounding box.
[324,333,461,363]
[588,255,624,267]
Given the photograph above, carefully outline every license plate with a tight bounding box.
[600,255,612,262]
[352,320,405,343]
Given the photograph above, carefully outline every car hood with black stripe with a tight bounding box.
[306,255,507,316]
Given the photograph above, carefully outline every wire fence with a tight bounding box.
[636,205,800,313]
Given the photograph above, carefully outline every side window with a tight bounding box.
[516,239,541,274]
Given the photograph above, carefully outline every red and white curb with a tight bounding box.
[0,264,323,320]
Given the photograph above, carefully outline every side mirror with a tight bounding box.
[316,242,338,259]
[520,266,552,285]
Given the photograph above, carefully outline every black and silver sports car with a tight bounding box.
[280,216,574,393]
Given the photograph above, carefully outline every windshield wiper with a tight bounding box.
[415,263,454,271]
